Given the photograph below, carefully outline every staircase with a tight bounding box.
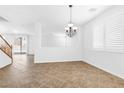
[0,34,13,68]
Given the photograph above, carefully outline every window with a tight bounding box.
[93,13,124,53]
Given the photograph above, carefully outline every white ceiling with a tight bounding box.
[0,5,109,34]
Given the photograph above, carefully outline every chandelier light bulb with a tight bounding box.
[73,26,78,30]
[68,23,74,27]
[65,27,69,30]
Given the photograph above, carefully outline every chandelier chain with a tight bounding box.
[69,5,72,24]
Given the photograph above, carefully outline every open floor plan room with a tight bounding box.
[0,5,124,88]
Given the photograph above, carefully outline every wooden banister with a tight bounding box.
[0,35,12,48]
[0,34,13,59]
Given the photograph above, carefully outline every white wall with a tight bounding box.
[81,6,124,79]
[28,22,83,63]
[0,50,12,68]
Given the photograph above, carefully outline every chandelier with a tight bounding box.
[65,5,77,37]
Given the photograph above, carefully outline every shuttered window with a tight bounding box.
[93,13,124,53]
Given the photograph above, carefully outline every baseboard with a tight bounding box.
[81,59,124,80]
[0,62,12,69]
[35,59,83,63]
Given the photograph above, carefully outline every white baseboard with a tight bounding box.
[81,58,124,80]
[0,62,12,69]
[34,59,83,63]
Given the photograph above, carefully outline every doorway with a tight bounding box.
[14,36,28,54]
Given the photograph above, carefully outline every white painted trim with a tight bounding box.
[35,59,83,63]
[82,58,124,79]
